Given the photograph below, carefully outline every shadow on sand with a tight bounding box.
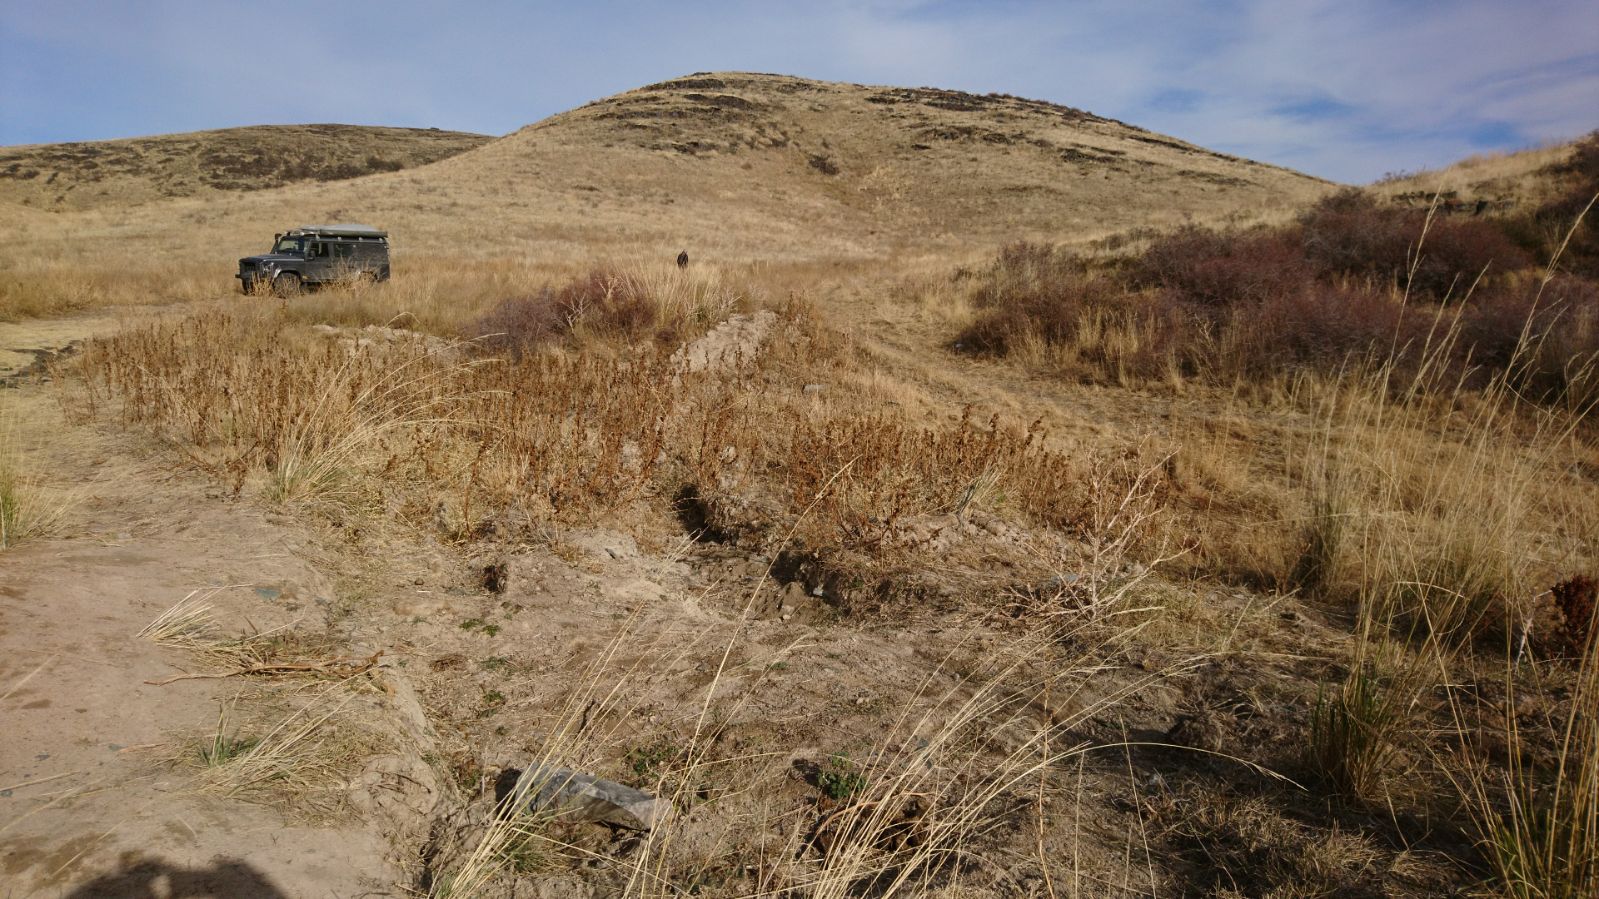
[62,856,288,898]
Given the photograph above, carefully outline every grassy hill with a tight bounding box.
[0,123,492,211]
[3,73,1331,270]
[480,72,1332,245]
[355,72,1331,256]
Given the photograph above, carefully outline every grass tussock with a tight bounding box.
[138,594,386,814]
[0,410,68,549]
[1446,623,1598,899]
[187,684,377,813]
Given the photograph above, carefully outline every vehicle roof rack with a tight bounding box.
[290,224,388,238]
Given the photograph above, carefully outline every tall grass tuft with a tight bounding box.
[1448,629,1598,899]
[0,410,67,549]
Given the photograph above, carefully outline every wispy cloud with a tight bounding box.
[1,0,1594,181]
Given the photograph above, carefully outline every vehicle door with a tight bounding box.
[304,240,335,282]
[328,240,361,279]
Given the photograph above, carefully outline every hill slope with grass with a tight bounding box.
[1371,134,1595,210]
[366,71,1331,255]
[0,124,493,211]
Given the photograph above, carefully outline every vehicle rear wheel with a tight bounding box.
[272,272,302,297]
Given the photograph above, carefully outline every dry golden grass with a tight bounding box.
[38,241,1599,898]
[1447,625,1598,899]
[435,537,1180,898]
[184,682,381,815]
[0,402,71,549]
[1372,139,1583,206]
[134,591,388,816]
[63,266,1169,615]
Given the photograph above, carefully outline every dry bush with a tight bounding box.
[70,309,469,507]
[1298,190,1422,289]
[1408,216,1534,299]
[1459,273,1599,402]
[954,242,1125,357]
[467,266,752,355]
[1210,283,1415,381]
[1299,189,1530,299]
[1548,575,1597,660]
[1510,131,1599,279]
[1134,225,1310,308]
[687,404,1171,612]
[470,293,567,355]
[956,201,1599,403]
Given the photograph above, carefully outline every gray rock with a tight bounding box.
[507,765,666,831]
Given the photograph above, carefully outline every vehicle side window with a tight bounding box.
[308,242,324,258]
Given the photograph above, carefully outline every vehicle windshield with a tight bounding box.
[272,236,304,254]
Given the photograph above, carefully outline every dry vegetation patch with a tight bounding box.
[63,270,1169,618]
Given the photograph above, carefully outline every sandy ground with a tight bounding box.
[0,384,417,897]
[1,316,113,385]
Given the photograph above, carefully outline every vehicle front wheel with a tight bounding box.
[272,272,302,297]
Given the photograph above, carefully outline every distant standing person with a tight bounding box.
[676,250,689,269]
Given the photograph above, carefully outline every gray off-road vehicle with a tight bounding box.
[237,224,390,296]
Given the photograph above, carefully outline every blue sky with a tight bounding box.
[2,1,1595,183]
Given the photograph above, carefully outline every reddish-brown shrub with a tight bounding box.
[1460,273,1599,397]
[470,291,566,356]
[969,241,1091,310]
[956,243,1123,355]
[1254,284,1414,369]
[1135,225,1311,308]
[956,229,1577,394]
[1523,131,1599,278]
[1299,189,1531,299]
[468,270,661,354]
[1409,218,1532,299]
[550,270,658,339]
[1299,190,1417,287]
